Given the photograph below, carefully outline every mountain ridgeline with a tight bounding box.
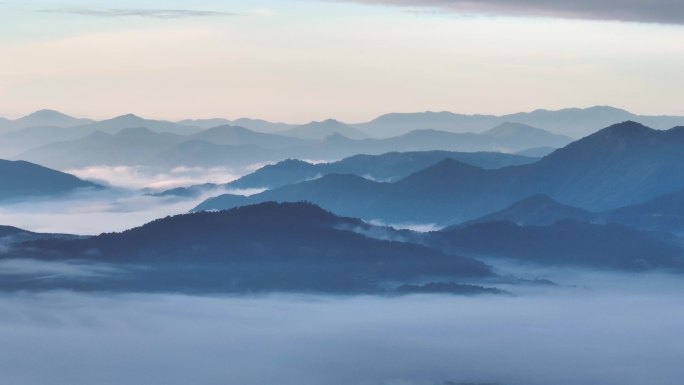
[10,121,567,169]
[4,202,492,293]
[195,122,684,226]
[158,150,537,198]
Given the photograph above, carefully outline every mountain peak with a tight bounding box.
[599,121,654,137]
[305,118,344,127]
[400,158,484,184]
[24,109,70,119]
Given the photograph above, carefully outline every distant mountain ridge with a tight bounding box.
[195,122,684,226]
[279,119,369,140]
[355,106,684,137]
[6,106,684,138]
[14,123,561,170]
[0,110,94,132]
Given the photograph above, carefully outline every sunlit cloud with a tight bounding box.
[0,270,682,385]
[65,165,241,190]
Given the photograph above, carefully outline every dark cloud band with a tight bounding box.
[343,0,684,25]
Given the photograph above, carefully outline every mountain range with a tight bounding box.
[158,150,537,198]
[3,202,493,293]
[356,106,684,138]
[426,219,683,271]
[3,200,683,294]
[13,122,565,170]
[195,122,684,226]
[466,190,684,236]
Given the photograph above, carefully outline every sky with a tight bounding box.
[1,0,683,122]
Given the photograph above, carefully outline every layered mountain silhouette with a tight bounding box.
[0,159,100,201]
[191,125,310,148]
[426,220,683,271]
[18,128,188,168]
[196,122,684,225]
[356,106,684,138]
[280,119,368,140]
[161,150,536,197]
[464,194,594,226]
[74,114,203,135]
[598,189,684,235]
[482,122,572,150]
[463,191,684,237]
[6,202,492,293]
[178,117,296,133]
[15,122,563,169]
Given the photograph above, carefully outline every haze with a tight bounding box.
[1,0,683,122]
[0,269,682,385]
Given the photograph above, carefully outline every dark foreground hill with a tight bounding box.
[6,202,492,293]
[426,220,683,271]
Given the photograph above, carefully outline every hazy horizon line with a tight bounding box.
[3,104,683,124]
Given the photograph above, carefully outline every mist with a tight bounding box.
[0,269,681,385]
[65,165,243,190]
[0,163,270,234]
[0,187,256,235]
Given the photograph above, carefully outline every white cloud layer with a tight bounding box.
[66,165,241,190]
[0,270,682,385]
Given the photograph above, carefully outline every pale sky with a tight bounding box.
[1,0,683,122]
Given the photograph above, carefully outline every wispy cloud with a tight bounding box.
[0,259,121,279]
[341,0,684,25]
[43,8,237,19]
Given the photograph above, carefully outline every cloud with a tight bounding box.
[0,189,209,235]
[368,219,441,232]
[342,0,684,25]
[0,270,682,385]
[65,165,241,190]
[43,8,236,19]
[0,259,121,280]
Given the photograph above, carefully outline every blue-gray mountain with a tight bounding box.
[3,201,682,295]
[195,122,684,225]
[356,106,684,138]
[426,219,683,271]
[3,202,492,293]
[0,159,100,201]
[158,150,537,198]
[14,123,563,169]
[469,191,684,236]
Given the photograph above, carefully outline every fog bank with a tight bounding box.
[0,272,682,385]
[0,189,220,235]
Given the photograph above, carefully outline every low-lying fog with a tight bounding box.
[65,165,247,190]
[0,165,263,234]
[0,268,682,385]
[0,190,214,234]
